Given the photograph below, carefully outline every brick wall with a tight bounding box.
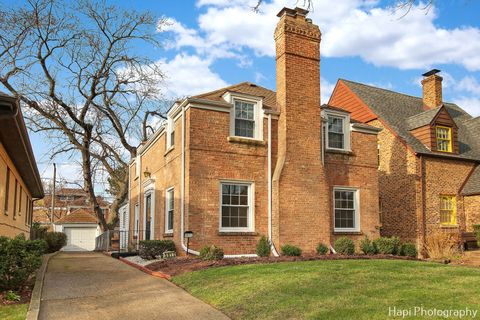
[464,195,480,232]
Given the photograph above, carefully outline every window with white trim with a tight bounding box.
[234,100,255,138]
[220,182,253,231]
[167,117,175,149]
[325,111,350,151]
[134,203,139,237]
[334,188,359,232]
[165,188,174,233]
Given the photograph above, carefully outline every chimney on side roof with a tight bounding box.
[421,69,443,110]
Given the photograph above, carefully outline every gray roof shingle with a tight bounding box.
[462,166,480,195]
[341,79,480,161]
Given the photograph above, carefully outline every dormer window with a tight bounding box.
[234,100,255,138]
[325,110,351,151]
[436,126,452,152]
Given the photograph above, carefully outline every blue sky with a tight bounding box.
[5,0,480,194]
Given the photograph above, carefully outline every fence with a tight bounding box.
[94,229,157,253]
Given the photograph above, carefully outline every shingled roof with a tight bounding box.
[192,82,277,110]
[54,208,98,224]
[341,79,480,161]
[462,166,480,195]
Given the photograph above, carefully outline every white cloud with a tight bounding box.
[457,76,480,95]
[321,77,335,105]
[169,0,480,71]
[160,53,229,98]
[454,97,480,117]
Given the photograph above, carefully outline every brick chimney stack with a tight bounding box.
[272,7,330,252]
[421,69,443,109]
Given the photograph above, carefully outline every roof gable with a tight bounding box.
[54,208,98,224]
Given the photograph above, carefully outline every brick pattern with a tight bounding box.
[421,74,443,110]
[465,195,480,232]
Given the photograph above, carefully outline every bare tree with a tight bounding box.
[0,0,169,230]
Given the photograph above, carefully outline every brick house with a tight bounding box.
[126,7,381,256]
[329,70,480,252]
[0,92,44,238]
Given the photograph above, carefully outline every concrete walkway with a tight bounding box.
[39,252,229,320]
[461,249,480,267]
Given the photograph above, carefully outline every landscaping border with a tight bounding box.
[118,256,171,280]
[25,251,59,320]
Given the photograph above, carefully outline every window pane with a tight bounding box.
[221,183,250,229]
[235,119,254,138]
[334,190,356,229]
[328,132,344,149]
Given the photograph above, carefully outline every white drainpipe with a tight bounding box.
[268,114,279,257]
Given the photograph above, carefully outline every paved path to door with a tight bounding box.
[39,252,229,320]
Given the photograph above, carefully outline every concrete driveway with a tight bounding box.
[39,252,229,320]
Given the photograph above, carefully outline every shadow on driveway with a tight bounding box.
[39,252,229,320]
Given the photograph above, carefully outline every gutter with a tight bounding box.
[267,114,279,257]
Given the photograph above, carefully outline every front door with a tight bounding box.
[145,194,152,240]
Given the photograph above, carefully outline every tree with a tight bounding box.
[0,0,168,230]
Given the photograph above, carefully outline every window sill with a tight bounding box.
[227,136,265,146]
[440,225,458,229]
[333,231,362,235]
[326,148,353,155]
[164,146,174,156]
[218,231,257,236]
[163,233,174,237]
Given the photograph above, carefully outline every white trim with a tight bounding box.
[225,93,264,141]
[143,180,155,240]
[190,103,230,113]
[134,203,140,238]
[333,186,360,233]
[218,180,255,233]
[166,116,175,149]
[323,110,351,152]
[165,187,174,234]
[267,114,279,256]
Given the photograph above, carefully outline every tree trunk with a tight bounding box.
[108,169,129,224]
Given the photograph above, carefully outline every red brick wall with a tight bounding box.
[464,195,480,232]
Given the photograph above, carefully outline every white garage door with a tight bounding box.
[63,227,97,251]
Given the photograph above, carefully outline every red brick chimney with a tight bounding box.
[421,69,443,109]
[272,7,330,252]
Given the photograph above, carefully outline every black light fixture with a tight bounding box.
[184,231,193,256]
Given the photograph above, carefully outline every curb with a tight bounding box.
[118,257,171,280]
[26,251,59,320]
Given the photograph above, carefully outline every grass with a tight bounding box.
[172,259,480,319]
[0,304,28,320]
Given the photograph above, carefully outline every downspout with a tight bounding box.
[268,114,279,257]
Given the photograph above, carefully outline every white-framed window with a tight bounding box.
[219,181,254,232]
[333,187,360,232]
[134,203,139,237]
[166,117,175,149]
[135,155,141,179]
[144,191,154,240]
[165,187,174,233]
[325,111,350,151]
[228,95,263,141]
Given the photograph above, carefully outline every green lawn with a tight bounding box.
[0,303,28,320]
[172,260,480,319]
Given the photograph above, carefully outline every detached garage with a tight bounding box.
[54,208,100,251]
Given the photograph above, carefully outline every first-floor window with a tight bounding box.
[220,182,252,231]
[134,203,139,237]
[165,188,174,233]
[440,195,457,225]
[334,188,359,232]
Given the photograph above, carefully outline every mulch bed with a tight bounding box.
[146,254,418,277]
[1,286,32,306]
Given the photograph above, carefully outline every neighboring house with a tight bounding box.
[329,70,480,251]
[53,208,101,251]
[33,187,111,229]
[127,7,382,256]
[0,92,44,238]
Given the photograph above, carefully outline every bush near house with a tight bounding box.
[400,243,417,258]
[474,225,480,247]
[139,240,176,260]
[256,236,271,257]
[0,235,46,291]
[372,237,401,255]
[30,222,48,240]
[360,236,377,255]
[44,232,67,253]
[199,245,224,261]
[316,243,329,255]
[424,232,459,260]
[281,244,302,256]
[334,237,355,255]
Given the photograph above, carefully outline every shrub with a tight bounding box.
[400,243,417,258]
[44,232,67,253]
[0,235,45,291]
[256,236,270,257]
[316,243,329,255]
[373,237,401,255]
[474,225,480,247]
[334,237,355,255]
[360,236,377,255]
[199,245,224,260]
[139,240,176,260]
[281,244,302,256]
[5,290,21,302]
[30,222,48,240]
[425,232,459,260]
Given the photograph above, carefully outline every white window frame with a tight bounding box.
[143,183,155,240]
[333,187,360,233]
[219,180,255,232]
[166,116,175,150]
[134,203,139,237]
[135,155,141,179]
[165,187,174,234]
[225,93,263,141]
[324,110,351,151]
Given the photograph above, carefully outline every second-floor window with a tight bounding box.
[325,111,350,151]
[436,126,452,152]
[234,100,255,138]
[167,117,175,149]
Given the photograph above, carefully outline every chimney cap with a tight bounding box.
[422,69,441,77]
[277,6,309,18]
